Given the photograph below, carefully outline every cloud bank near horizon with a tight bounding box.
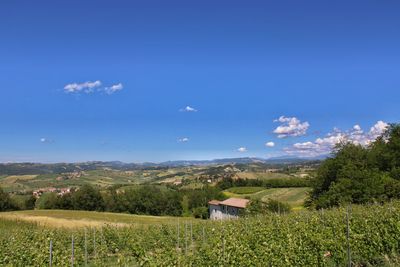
[284,121,389,157]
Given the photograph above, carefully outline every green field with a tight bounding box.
[225,186,265,194]
[224,187,310,208]
[236,171,293,180]
[1,203,399,266]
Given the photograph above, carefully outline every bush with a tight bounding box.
[265,199,291,214]
[247,199,291,215]
[192,207,209,219]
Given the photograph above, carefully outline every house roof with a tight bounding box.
[208,200,222,205]
[208,198,250,209]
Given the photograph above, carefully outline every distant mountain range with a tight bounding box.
[0,156,326,175]
[152,156,326,167]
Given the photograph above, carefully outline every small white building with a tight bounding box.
[208,198,250,220]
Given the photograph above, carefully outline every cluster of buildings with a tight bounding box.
[32,187,71,198]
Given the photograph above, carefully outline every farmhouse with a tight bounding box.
[208,197,250,220]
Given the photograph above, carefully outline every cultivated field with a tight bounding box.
[236,171,293,180]
[1,202,399,266]
[224,186,310,208]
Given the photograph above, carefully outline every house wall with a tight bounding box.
[209,204,223,220]
[209,204,242,220]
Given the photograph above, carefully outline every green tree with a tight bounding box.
[35,192,58,209]
[72,184,105,211]
[56,193,73,210]
[308,123,400,209]
[0,187,15,211]
[24,195,36,210]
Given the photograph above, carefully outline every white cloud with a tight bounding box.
[40,138,53,143]
[369,120,388,138]
[180,106,198,112]
[273,116,310,138]
[64,80,102,93]
[237,147,247,153]
[104,83,123,94]
[353,124,362,132]
[178,137,189,143]
[285,121,389,157]
[64,81,123,95]
[265,141,275,147]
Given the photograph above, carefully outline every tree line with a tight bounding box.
[0,184,225,218]
[308,123,400,209]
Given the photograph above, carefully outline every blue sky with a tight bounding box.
[0,0,399,163]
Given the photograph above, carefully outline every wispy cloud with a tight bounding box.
[178,137,189,143]
[265,141,275,147]
[64,81,102,93]
[104,83,123,95]
[237,147,247,153]
[64,81,123,95]
[284,121,389,157]
[273,116,310,138]
[180,106,198,112]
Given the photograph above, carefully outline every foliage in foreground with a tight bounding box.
[1,202,400,266]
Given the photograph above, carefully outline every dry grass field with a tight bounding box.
[0,210,193,229]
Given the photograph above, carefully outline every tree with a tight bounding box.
[56,193,73,210]
[35,192,58,209]
[216,177,234,190]
[122,185,182,216]
[24,195,36,210]
[308,123,400,209]
[72,184,105,211]
[0,187,15,211]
